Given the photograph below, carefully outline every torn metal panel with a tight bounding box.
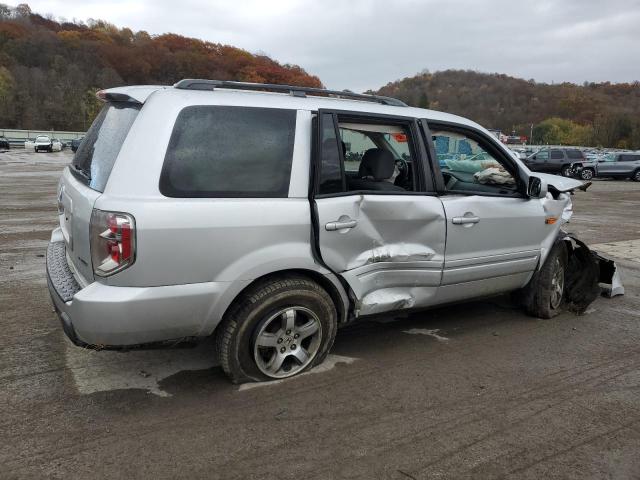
[357,288,416,316]
[534,173,589,193]
[591,248,625,298]
[349,242,436,270]
[539,192,573,267]
[562,233,624,313]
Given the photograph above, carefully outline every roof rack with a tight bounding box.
[173,79,408,107]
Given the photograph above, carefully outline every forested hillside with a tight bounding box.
[373,70,640,149]
[2,4,639,148]
[0,3,321,130]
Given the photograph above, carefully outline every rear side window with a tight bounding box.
[566,150,583,159]
[160,106,296,198]
[72,102,140,192]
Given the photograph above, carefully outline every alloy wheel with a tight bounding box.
[581,169,593,180]
[550,258,565,309]
[253,306,322,379]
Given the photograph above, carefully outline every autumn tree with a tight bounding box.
[0,3,322,130]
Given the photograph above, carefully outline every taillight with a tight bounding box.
[90,209,136,276]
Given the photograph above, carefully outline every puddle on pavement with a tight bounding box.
[65,340,217,397]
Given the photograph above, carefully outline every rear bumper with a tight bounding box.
[46,236,226,348]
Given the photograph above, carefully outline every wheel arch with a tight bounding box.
[201,268,350,337]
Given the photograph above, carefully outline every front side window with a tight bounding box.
[318,115,419,195]
[550,150,564,160]
[431,128,518,195]
[160,106,296,198]
[620,154,640,162]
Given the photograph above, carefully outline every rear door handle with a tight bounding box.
[452,216,480,225]
[325,219,357,231]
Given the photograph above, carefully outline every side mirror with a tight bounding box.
[527,176,548,198]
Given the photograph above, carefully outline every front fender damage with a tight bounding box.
[561,233,624,314]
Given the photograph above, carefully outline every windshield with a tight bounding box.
[36,136,49,141]
[72,102,140,192]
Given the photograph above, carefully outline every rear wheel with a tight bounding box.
[580,168,594,180]
[632,170,640,182]
[561,165,573,177]
[520,242,568,319]
[216,276,337,384]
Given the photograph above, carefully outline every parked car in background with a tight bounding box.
[524,148,594,179]
[34,135,53,152]
[46,79,616,384]
[596,152,640,181]
[30,135,62,152]
[71,137,84,152]
[0,136,10,150]
[51,138,64,151]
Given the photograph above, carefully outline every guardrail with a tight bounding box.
[0,128,85,148]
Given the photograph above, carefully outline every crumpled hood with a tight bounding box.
[535,173,589,193]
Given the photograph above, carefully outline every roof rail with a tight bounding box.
[173,79,408,107]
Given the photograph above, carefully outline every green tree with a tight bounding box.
[418,91,429,109]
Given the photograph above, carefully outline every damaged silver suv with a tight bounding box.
[47,80,619,384]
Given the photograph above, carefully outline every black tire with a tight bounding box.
[632,170,640,182]
[580,168,594,180]
[561,165,573,177]
[520,242,568,319]
[34,147,38,153]
[216,275,337,384]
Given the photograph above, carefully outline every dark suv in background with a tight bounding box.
[524,148,594,179]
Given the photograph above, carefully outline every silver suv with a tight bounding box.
[47,80,613,383]
[596,152,640,181]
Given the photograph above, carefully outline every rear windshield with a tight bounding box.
[72,102,140,192]
[160,106,296,198]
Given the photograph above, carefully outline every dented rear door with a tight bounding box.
[316,195,446,316]
[313,110,446,317]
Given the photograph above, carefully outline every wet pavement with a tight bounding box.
[1,150,639,479]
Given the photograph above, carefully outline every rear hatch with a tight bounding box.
[58,101,141,283]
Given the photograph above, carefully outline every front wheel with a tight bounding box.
[216,276,337,383]
[580,168,594,180]
[520,242,568,319]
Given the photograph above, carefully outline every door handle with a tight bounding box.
[452,216,480,225]
[325,219,357,231]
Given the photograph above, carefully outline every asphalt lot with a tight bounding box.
[1,150,639,479]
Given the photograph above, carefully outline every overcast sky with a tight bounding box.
[11,0,640,91]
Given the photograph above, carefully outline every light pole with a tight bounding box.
[530,124,534,146]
